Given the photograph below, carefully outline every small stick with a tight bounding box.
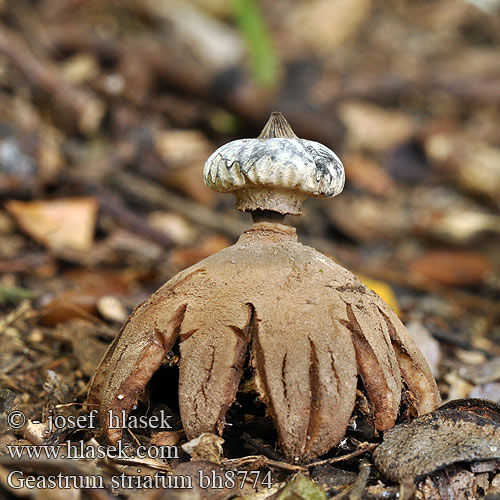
[113,170,248,239]
[331,73,500,105]
[222,455,306,473]
[97,194,175,249]
[306,443,378,468]
[330,458,371,499]
[347,459,371,499]
[0,300,32,334]
[241,432,284,461]
[0,25,104,134]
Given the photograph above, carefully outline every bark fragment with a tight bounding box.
[374,399,500,482]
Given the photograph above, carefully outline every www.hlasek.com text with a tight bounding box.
[7,439,178,461]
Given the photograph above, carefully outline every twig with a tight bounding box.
[112,170,249,239]
[331,73,500,105]
[0,373,24,392]
[241,432,284,461]
[307,443,378,468]
[0,300,33,335]
[46,24,344,145]
[97,194,175,249]
[331,459,371,499]
[105,455,172,473]
[0,25,104,134]
[222,455,306,473]
[15,357,55,375]
[0,253,55,274]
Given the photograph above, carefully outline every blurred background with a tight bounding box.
[1,0,500,447]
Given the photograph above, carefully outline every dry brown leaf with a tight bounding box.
[153,120,218,207]
[181,433,225,464]
[410,250,492,287]
[424,128,500,205]
[163,162,216,206]
[38,290,99,325]
[339,101,415,153]
[328,193,408,242]
[286,0,372,54]
[343,154,395,197]
[150,430,183,447]
[148,211,197,245]
[38,269,135,325]
[6,198,98,253]
[96,296,128,323]
[154,129,211,166]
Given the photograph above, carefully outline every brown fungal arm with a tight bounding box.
[303,318,357,460]
[100,303,186,443]
[88,266,214,443]
[87,328,124,411]
[253,311,313,460]
[87,275,192,443]
[253,297,357,462]
[377,302,441,414]
[178,301,252,438]
[341,301,402,431]
[103,331,171,443]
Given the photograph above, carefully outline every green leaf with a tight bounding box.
[233,0,280,88]
[274,474,327,500]
[0,286,35,305]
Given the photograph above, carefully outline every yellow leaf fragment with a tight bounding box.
[359,275,401,317]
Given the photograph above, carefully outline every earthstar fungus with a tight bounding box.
[88,112,440,461]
